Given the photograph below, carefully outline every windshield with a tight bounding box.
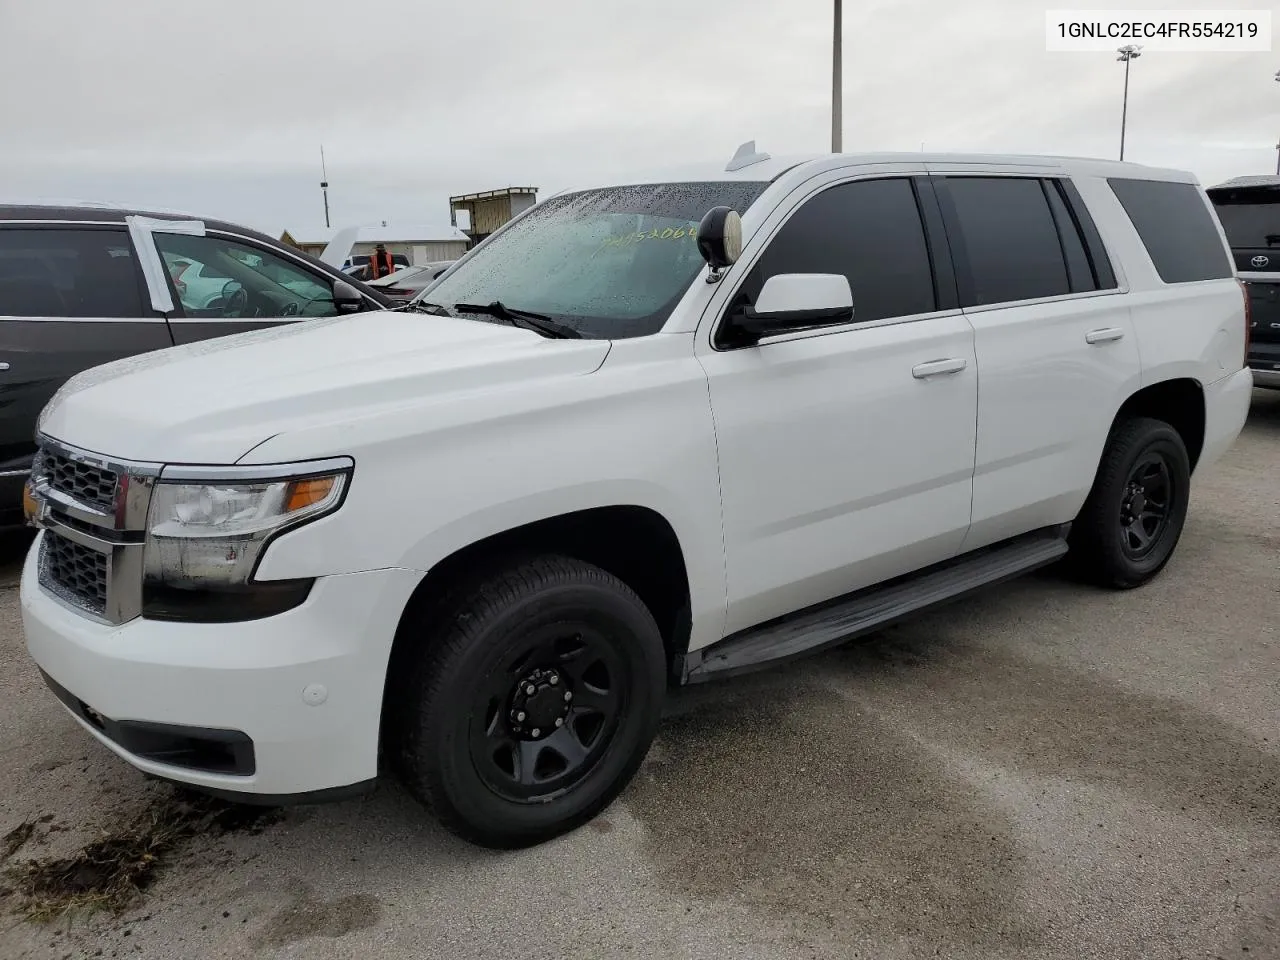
[418,180,769,339]
[1210,189,1280,249]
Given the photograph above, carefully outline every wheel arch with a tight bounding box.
[382,503,697,732]
[1110,377,1206,472]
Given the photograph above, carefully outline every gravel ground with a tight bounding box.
[1,389,1277,960]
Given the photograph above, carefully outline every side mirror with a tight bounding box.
[734,274,854,341]
[332,278,365,314]
[696,206,743,278]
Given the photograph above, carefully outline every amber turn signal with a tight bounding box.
[284,476,338,514]
[22,480,39,525]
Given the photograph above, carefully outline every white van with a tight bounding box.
[21,147,1253,848]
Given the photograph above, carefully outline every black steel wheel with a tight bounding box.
[391,555,666,848]
[469,627,626,803]
[1070,417,1191,588]
[1118,451,1176,561]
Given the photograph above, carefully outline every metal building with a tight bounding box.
[449,187,538,244]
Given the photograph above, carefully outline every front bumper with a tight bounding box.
[21,536,421,798]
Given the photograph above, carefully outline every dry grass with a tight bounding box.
[4,791,278,922]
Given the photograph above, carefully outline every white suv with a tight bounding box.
[20,148,1253,848]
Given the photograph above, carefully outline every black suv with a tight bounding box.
[0,204,392,529]
[1207,177,1280,390]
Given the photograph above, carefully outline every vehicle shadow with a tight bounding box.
[0,529,33,584]
[1245,386,1280,432]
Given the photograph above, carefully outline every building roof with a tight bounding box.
[289,223,470,245]
[449,187,538,204]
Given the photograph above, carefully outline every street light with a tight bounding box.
[832,0,842,153]
[1273,69,1280,174]
[1116,44,1142,161]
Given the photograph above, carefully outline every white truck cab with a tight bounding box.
[21,147,1254,848]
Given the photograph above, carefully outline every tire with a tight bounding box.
[392,554,666,848]
[1069,416,1191,589]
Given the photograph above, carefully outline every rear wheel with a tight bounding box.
[392,555,666,848]
[1069,417,1191,588]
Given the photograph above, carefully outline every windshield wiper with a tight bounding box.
[388,300,452,316]
[453,301,583,339]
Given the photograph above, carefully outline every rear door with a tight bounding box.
[148,229,372,345]
[0,223,171,476]
[929,169,1142,550]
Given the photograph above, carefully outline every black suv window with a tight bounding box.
[1207,186,1280,251]
[940,177,1072,306]
[0,228,145,318]
[729,177,937,329]
[1108,178,1233,283]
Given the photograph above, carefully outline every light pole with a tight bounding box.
[1273,70,1280,174]
[319,144,331,229]
[1116,44,1142,161]
[832,0,842,153]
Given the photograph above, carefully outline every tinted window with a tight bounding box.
[942,177,1070,306]
[1044,180,1096,293]
[732,178,936,326]
[1108,178,1233,283]
[0,228,144,318]
[1207,188,1280,250]
[153,233,342,319]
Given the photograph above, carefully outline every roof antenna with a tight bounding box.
[725,140,771,172]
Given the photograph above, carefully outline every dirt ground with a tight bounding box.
[2,390,1277,960]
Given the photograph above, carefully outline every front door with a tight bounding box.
[149,230,349,345]
[0,223,172,476]
[696,174,979,636]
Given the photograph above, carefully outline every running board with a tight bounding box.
[681,526,1070,684]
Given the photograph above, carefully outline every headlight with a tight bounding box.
[142,461,351,622]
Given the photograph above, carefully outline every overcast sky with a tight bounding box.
[2,0,1277,237]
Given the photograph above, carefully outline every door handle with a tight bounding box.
[912,358,967,379]
[1085,327,1125,344]
[0,362,8,371]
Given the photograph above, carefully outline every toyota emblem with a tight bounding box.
[1251,255,1270,268]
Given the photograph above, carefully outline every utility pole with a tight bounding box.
[1116,45,1142,161]
[320,145,331,229]
[1273,70,1280,174]
[832,0,842,153]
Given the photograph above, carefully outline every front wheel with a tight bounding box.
[1069,417,1191,588]
[392,555,666,848]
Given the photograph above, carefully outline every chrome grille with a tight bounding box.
[44,454,118,512]
[31,436,160,625]
[41,534,108,616]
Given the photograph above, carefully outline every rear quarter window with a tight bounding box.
[1107,178,1233,283]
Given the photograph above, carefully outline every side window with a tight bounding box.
[1044,180,1096,293]
[730,177,937,328]
[0,228,145,319]
[1107,178,1233,283]
[940,177,1070,306]
[152,233,341,319]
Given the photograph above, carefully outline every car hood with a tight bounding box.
[38,311,611,464]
